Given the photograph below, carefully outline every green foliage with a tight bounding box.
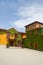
[0,32,6,34]
[17,33,22,41]
[22,38,29,48]
[15,41,18,46]
[40,27,43,34]
[37,36,43,51]
[8,28,17,34]
[15,33,22,46]
[23,29,43,50]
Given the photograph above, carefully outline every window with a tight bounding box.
[15,34,17,38]
[6,33,10,38]
[29,31,32,36]
[34,30,38,35]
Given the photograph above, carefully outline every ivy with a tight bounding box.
[22,28,43,51]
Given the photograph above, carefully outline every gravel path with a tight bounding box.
[0,45,43,65]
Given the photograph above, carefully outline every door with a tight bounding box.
[34,42,37,50]
[9,41,14,46]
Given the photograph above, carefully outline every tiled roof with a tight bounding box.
[25,21,43,27]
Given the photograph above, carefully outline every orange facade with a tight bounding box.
[0,34,8,45]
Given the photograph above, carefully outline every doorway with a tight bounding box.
[34,42,38,50]
[9,41,14,46]
[9,39,15,46]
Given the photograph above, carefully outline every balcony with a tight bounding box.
[6,33,18,40]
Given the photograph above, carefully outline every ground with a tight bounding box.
[0,45,43,65]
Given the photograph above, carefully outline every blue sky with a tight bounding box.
[0,0,43,32]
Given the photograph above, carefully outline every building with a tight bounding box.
[25,21,43,51]
[0,29,8,45]
[19,32,27,39]
[0,28,26,47]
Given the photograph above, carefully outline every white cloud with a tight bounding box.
[18,4,43,18]
[11,4,43,32]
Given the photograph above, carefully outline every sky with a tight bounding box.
[0,0,43,32]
